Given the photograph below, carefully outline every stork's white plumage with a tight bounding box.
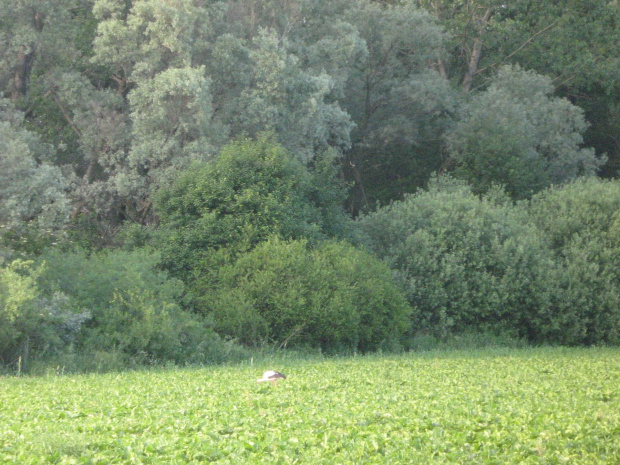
[257,370,287,386]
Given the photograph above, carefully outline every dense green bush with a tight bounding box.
[358,176,556,340]
[528,178,620,344]
[35,248,242,367]
[155,135,351,285]
[0,259,90,373]
[0,260,43,370]
[205,238,412,353]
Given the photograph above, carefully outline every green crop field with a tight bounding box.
[1,348,619,464]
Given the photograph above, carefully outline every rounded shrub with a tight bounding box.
[528,178,620,344]
[155,135,351,285]
[205,237,413,353]
[358,176,556,341]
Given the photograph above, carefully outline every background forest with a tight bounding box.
[1,0,619,374]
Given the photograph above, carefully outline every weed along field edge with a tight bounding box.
[1,347,619,464]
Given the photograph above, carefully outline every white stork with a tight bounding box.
[257,370,287,386]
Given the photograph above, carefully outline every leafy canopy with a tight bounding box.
[446,66,603,199]
[155,135,351,282]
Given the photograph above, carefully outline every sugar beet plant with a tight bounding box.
[0,347,618,463]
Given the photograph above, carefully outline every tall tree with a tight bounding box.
[219,0,455,211]
[35,71,131,243]
[230,29,354,163]
[0,0,79,101]
[0,260,43,371]
[417,0,620,176]
[126,66,213,209]
[340,0,454,212]
[91,0,219,88]
[0,100,70,257]
[446,66,603,199]
[88,0,353,236]
[45,0,223,241]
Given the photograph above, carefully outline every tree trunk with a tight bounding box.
[462,7,492,92]
[437,57,448,80]
[10,11,44,101]
[10,45,36,101]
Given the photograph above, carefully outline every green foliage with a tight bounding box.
[35,247,234,365]
[528,178,620,344]
[0,0,618,356]
[126,66,214,197]
[359,175,620,345]
[37,248,181,317]
[35,70,130,233]
[155,135,351,283]
[340,0,455,210]
[91,0,217,81]
[233,28,355,163]
[446,65,603,199]
[494,0,620,177]
[406,330,527,352]
[0,260,42,364]
[208,237,412,352]
[0,0,79,99]
[1,348,619,463]
[420,0,620,177]
[0,259,89,372]
[3,0,613,246]
[358,176,556,339]
[0,100,70,256]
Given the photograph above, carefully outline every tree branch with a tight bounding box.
[475,21,559,77]
[49,90,82,138]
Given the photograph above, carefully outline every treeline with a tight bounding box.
[0,0,619,373]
